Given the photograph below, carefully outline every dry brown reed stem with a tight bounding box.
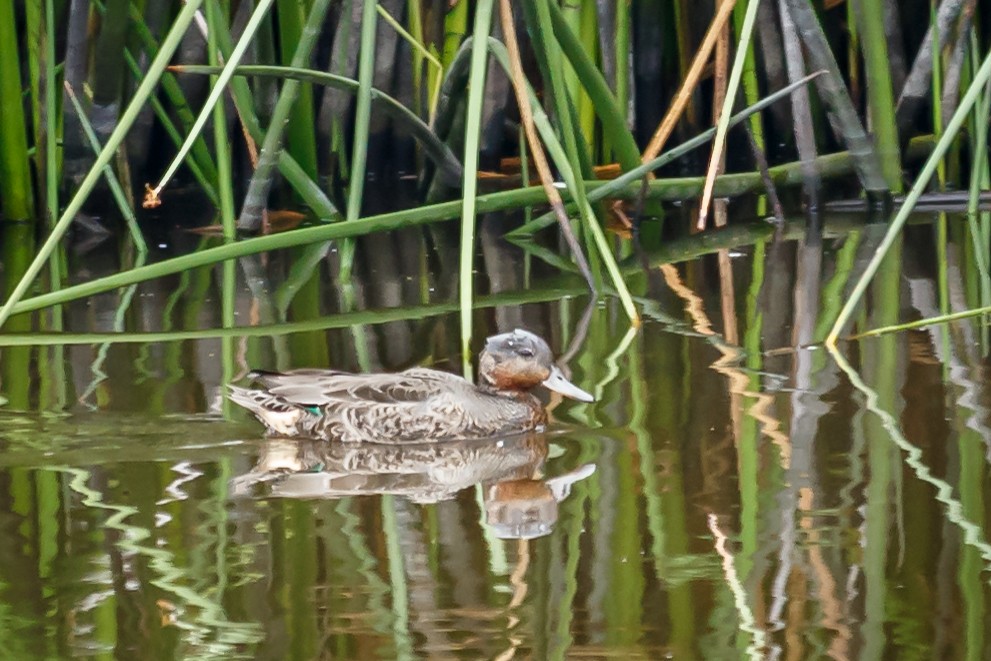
[641,0,738,163]
[711,15,730,229]
[497,0,594,290]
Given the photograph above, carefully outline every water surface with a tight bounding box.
[0,214,989,659]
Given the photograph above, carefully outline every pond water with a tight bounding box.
[0,212,989,659]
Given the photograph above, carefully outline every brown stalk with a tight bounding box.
[497,0,595,291]
[694,1,741,231]
[710,12,730,229]
[641,0,737,163]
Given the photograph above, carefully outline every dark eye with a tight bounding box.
[517,347,534,357]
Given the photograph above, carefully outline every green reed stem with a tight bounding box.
[442,0,469,68]
[340,0,382,280]
[457,0,496,376]
[0,0,35,220]
[43,0,59,225]
[276,0,319,179]
[205,0,235,238]
[0,0,204,330]
[854,0,902,192]
[827,46,991,346]
[25,2,45,215]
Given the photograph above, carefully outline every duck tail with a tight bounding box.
[227,385,265,413]
[228,385,305,435]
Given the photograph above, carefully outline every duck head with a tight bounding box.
[478,329,594,402]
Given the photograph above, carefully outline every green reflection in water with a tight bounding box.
[0,218,989,658]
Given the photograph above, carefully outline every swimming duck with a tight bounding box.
[228,329,593,443]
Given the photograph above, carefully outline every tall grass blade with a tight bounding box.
[205,0,235,238]
[733,0,764,151]
[146,0,275,205]
[698,0,757,230]
[457,0,496,375]
[0,0,205,330]
[826,47,991,346]
[339,0,382,280]
[275,0,319,179]
[523,0,601,284]
[483,40,639,323]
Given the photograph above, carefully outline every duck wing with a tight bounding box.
[250,367,471,407]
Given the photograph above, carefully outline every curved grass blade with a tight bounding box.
[63,82,145,252]
[826,46,991,346]
[0,0,204,330]
[177,65,464,188]
[546,0,640,173]
[853,0,902,192]
[4,185,562,316]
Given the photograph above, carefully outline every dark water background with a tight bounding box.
[0,210,989,659]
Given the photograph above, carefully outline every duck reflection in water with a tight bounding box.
[231,432,595,540]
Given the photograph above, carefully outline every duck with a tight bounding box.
[228,328,594,443]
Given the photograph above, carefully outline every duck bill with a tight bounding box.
[542,366,594,402]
